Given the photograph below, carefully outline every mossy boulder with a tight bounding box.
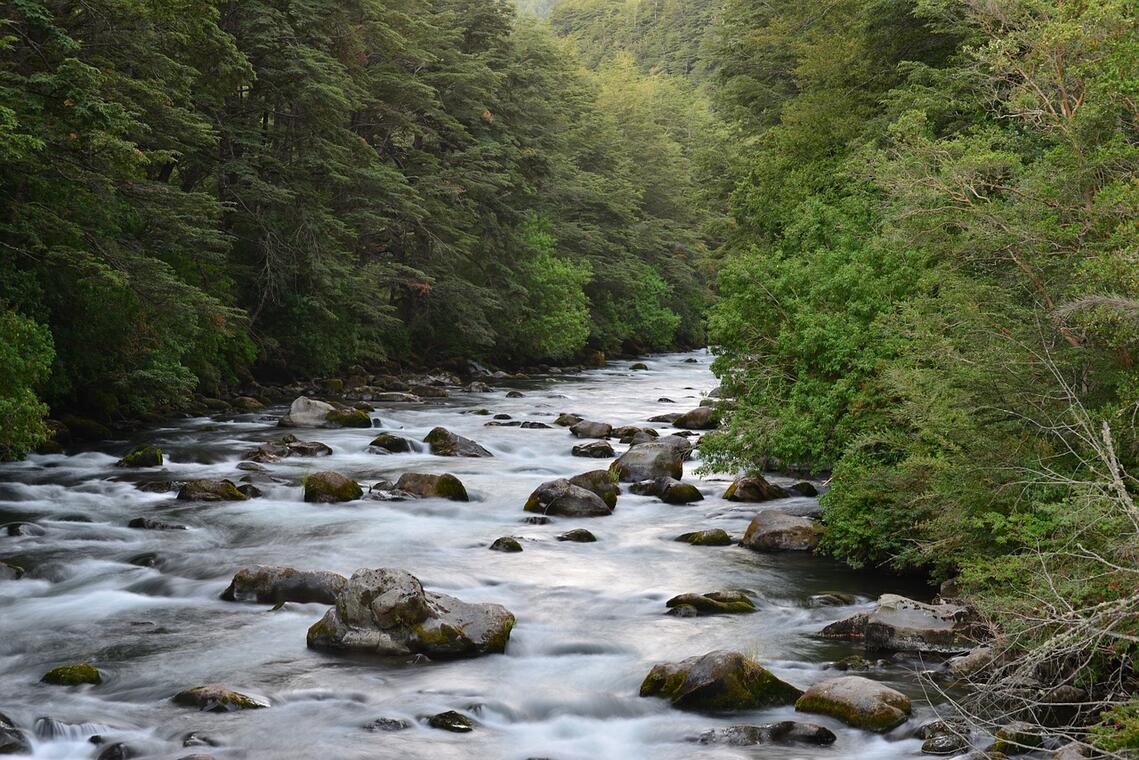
[303,471,363,503]
[673,406,717,430]
[423,427,493,457]
[640,650,802,712]
[557,528,597,542]
[630,362,648,370]
[610,441,684,482]
[666,591,757,616]
[633,477,703,504]
[41,663,102,686]
[177,479,248,502]
[426,710,474,732]
[675,529,732,546]
[568,470,620,508]
[306,568,515,659]
[724,475,788,501]
[279,396,372,428]
[794,675,912,732]
[741,510,822,551]
[489,536,523,553]
[369,433,413,454]
[172,685,269,712]
[554,413,583,426]
[325,408,373,428]
[395,473,468,501]
[992,721,1043,754]
[115,445,163,468]
[524,478,612,517]
[220,565,347,605]
[822,594,980,655]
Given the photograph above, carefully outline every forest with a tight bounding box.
[2,0,1138,755]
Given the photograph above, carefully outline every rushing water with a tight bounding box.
[1,351,948,759]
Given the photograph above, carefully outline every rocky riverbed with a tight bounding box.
[0,352,1016,759]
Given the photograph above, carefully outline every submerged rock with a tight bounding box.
[127,517,186,531]
[489,537,523,553]
[279,396,370,428]
[570,420,612,439]
[394,473,468,501]
[649,412,682,423]
[524,479,612,518]
[245,434,333,463]
[640,650,802,712]
[177,479,247,502]
[0,561,26,580]
[306,568,515,659]
[724,475,788,502]
[0,711,31,755]
[220,566,347,605]
[303,471,363,503]
[609,442,684,482]
[554,413,583,426]
[115,445,163,468]
[363,717,411,732]
[172,685,269,712]
[666,591,757,616]
[633,477,703,504]
[741,511,822,552]
[572,440,614,458]
[557,528,597,542]
[673,406,716,430]
[695,721,836,746]
[795,675,912,731]
[568,470,620,508]
[423,427,492,457]
[41,663,102,686]
[674,528,732,546]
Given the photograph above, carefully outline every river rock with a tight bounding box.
[115,445,163,468]
[0,711,31,755]
[426,711,474,732]
[741,511,821,551]
[640,651,802,711]
[394,473,469,501]
[41,663,102,686]
[369,433,413,454]
[919,721,969,755]
[1051,743,1088,759]
[947,646,997,677]
[572,440,614,458]
[673,406,716,430]
[666,591,756,616]
[520,421,551,429]
[128,517,186,531]
[630,362,648,370]
[94,743,131,760]
[306,568,515,658]
[675,528,733,546]
[695,721,836,746]
[570,420,612,439]
[489,536,523,553]
[524,479,612,517]
[177,479,248,502]
[303,471,363,503]
[649,412,682,423]
[789,481,819,497]
[661,479,703,504]
[992,721,1043,754]
[610,442,684,482]
[467,381,491,393]
[279,396,371,428]
[423,427,492,457]
[557,528,597,542]
[808,592,856,607]
[568,470,619,508]
[823,594,979,655]
[172,685,269,712]
[724,475,788,501]
[795,675,912,731]
[220,565,347,605]
[554,413,582,426]
[364,717,412,732]
[0,561,25,581]
[253,434,334,459]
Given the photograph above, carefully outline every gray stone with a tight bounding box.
[524,479,612,517]
[609,442,684,482]
[795,676,912,732]
[742,511,821,551]
[220,565,347,605]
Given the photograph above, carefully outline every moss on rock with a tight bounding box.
[172,685,268,712]
[640,650,802,712]
[324,408,373,428]
[303,471,363,503]
[41,662,102,686]
[115,445,163,468]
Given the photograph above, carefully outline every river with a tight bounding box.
[0,351,946,759]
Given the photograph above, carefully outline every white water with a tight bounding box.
[0,351,945,759]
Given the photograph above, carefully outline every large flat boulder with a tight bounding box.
[177,479,248,502]
[821,594,980,655]
[741,510,822,551]
[570,420,612,439]
[673,406,716,430]
[307,568,515,659]
[640,650,802,712]
[279,396,371,428]
[609,441,684,482]
[795,675,911,732]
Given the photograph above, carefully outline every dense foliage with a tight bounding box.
[703,0,1138,751]
[0,0,720,455]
